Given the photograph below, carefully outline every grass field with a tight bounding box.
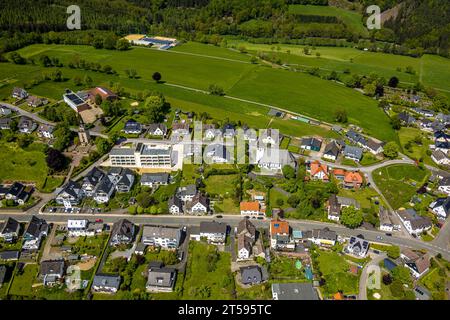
[288,5,368,37]
[338,187,384,209]
[9,263,38,297]
[398,127,435,166]
[315,250,359,296]
[373,164,429,209]
[182,241,235,300]
[2,42,399,141]
[205,174,239,197]
[0,142,50,190]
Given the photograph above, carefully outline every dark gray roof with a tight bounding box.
[123,120,142,132]
[0,251,19,260]
[323,141,340,157]
[168,195,183,210]
[240,266,262,284]
[0,265,6,284]
[141,172,169,184]
[430,197,450,216]
[147,266,176,288]
[177,184,197,197]
[272,283,318,300]
[93,274,121,289]
[111,219,135,239]
[148,123,168,134]
[25,216,48,239]
[301,137,322,149]
[237,218,256,238]
[0,217,20,234]
[312,227,336,241]
[59,180,82,198]
[343,145,363,160]
[95,176,115,194]
[200,221,227,234]
[7,182,25,197]
[83,167,104,186]
[40,260,65,276]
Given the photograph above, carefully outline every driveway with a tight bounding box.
[358,252,386,300]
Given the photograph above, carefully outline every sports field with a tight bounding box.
[1,42,407,141]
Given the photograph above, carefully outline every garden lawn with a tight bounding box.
[316,251,359,296]
[9,263,38,297]
[338,187,384,209]
[182,241,234,300]
[398,127,435,166]
[269,255,307,280]
[373,164,429,209]
[419,266,448,300]
[205,174,239,197]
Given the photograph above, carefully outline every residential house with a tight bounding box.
[240,266,262,285]
[67,220,93,237]
[430,120,446,132]
[0,117,12,130]
[243,128,257,142]
[403,253,430,278]
[343,171,364,189]
[397,208,432,235]
[203,124,220,140]
[123,120,142,135]
[436,113,450,125]
[40,260,65,286]
[240,201,262,216]
[323,141,340,161]
[398,112,416,126]
[364,139,384,155]
[55,181,84,208]
[37,124,55,139]
[438,177,450,195]
[438,176,450,195]
[199,221,227,244]
[345,236,370,258]
[110,219,135,246]
[81,167,105,197]
[168,196,183,215]
[92,275,121,293]
[429,197,450,219]
[222,123,235,138]
[326,194,341,221]
[259,128,280,145]
[27,96,48,108]
[431,149,450,166]
[0,251,19,261]
[22,216,48,250]
[237,218,256,242]
[141,225,182,249]
[205,144,231,164]
[333,169,345,180]
[309,161,329,181]
[307,227,337,246]
[18,116,37,133]
[176,184,197,202]
[0,106,11,116]
[5,182,33,205]
[270,219,293,250]
[171,122,190,136]
[148,123,168,137]
[272,283,319,300]
[343,145,363,162]
[88,87,118,103]
[108,168,135,193]
[300,137,322,152]
[0,217,20,243]
[12,87,28,99]
[413,108,434,118]
[237,234,253,260]
[185,193,210,215]
[93,177,115,204]
[146,263,177,292]
[140,172,169,188]
[379,206,393,232]
[256,148,296,172]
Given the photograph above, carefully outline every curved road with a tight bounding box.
[358,253,387,300]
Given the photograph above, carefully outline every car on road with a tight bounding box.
[385,233,392,237]
[373,250,380,254]
[216,215,223,218]
[257,216,265,220]
[95,219,103,223]
[376,235,383,240]
[178,251,184,261]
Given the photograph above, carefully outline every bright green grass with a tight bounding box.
[9,43,396,141]
[269,255,307,280]
[419,266,448,300]
[182,241,234,300]
[288,4,368,36]
[372,164,429,209]
[269,188,290,209]
[9,264,38,297]
[316,250,359,295]
[205,174,239,196]
[0,142,48,189]
[360,152,381,166]
[172,42,252,63]
[338,187,384,209]
[398,127,435,166]
[228,67,396,141]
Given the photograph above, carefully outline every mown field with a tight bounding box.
[1,42,399,141]
[227,40,450,96]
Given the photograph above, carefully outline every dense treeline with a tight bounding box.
[0,0,448,57]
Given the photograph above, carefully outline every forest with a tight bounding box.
[0,0,448,57]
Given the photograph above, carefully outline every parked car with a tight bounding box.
[216,215,223,218]
[385,233,392,237]
[373,250,380,254]
[376,235,383,240]
[95,219,103,223]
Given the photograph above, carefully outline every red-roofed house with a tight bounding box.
[309,161,329,181]
[343,171,364,189]
[270,219,292,250]
[240,201,262,216]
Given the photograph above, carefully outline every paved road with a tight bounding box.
[358,252,386,300]
[1,212,449,260]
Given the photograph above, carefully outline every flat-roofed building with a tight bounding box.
[141,225,182,249]
[109,143,172,169]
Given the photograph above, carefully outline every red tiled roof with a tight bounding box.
[240,201,260,212]
[344,171,363,184]
[270,219,289,236]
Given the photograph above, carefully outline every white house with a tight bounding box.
[237,234,253,260]
[438,177,450,195]
[345,236,370,258]
[429,197,450,219]
[67,220,94,237]
[431,150,450,166]
[185,193,209,215]
[93,178,115,204]
[168,196,183,215]
[199,221,227,244]
[397,209,432,235]
[141,225,182,249]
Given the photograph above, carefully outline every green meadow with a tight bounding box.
[0,41,415,141]
[288,4,369,37]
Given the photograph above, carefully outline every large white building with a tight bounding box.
[67,220,93,237]
[141,225,182,249]
[109,143,172,169]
